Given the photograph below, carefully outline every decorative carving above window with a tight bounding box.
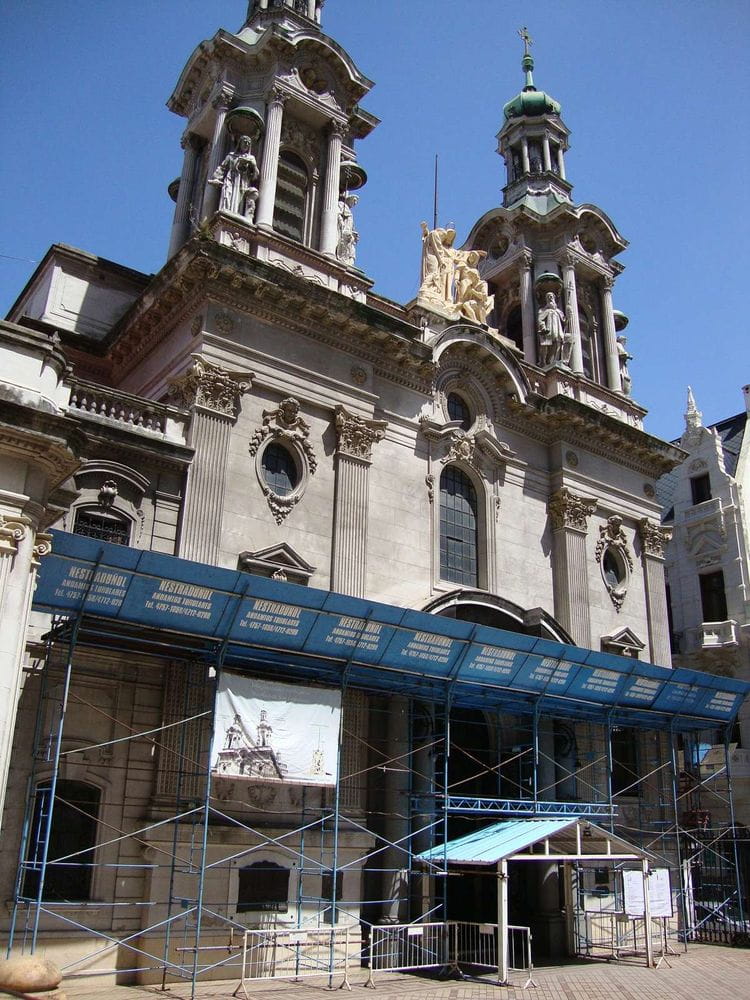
[249,397,316,524]
[596,515,633,611]
[238,542,315,586]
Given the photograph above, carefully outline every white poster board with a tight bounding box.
[212,673,341,786]
[622,868,673,918]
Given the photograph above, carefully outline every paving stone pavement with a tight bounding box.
[62,944,750,1000]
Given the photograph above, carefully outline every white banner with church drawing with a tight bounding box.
[212,673,341,786]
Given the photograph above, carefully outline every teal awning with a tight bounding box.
[416,818,652,866]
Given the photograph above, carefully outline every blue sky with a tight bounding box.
[1,1,747,440]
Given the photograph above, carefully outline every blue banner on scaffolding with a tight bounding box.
[33,530,750,729]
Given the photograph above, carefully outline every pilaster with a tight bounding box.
[331,406,386,597]
[169,357,253,565]
[562,255,583,374]
[255,89,287,231]
[548,487,597,647]
[638,518,673,667]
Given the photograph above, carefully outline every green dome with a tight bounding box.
[503,53,561,120]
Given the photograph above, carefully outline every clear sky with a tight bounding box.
[1,0,747,441]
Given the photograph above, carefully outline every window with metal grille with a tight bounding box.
[273,151,308,242]
[237,861,289,912]
[23,780,101,901]
[73,510,131,545]
[439,466,478,586]
[261,442,299,497]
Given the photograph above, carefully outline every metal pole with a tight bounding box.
[642,859,653,968]
[432,155,438,231]
[606,714,614,833]
[669,728,690,951]
[442,696,451,920]
[497,860,508,984]
[532,705,539,806]
[724,727,745,924]
[327,669,348,987]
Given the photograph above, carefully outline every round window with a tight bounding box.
[261,443,299,497]
[446,392,472,431]
[602,548,625,588]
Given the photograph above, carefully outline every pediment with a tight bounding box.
[238,542,315,583]
[601,626,645,655]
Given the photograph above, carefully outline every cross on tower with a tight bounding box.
[518,26,534,56]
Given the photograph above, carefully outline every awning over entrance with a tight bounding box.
[33,530,750,732]
[416,817,653,866]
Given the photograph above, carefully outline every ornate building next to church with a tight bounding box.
[0,1,747,989]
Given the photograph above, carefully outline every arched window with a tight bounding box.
[439,466,478,586]
[23,780,101,901]
[237,861,290,913]
[261,442,299,497]
[446,392,472,431]
[273,151,309,242]
[505,304,523,352]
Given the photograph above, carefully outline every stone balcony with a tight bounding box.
[686,619,739,651]
[67,379,189,445]
[684,496,724,525]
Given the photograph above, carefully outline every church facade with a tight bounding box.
[0,0,746,987]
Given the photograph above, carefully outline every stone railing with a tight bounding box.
[684,496,723,524]
[686,620,739,651]
[68,379,188,443]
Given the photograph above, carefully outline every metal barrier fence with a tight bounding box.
[448,921,534,987]
[367,922,448,983]
[233,925,356,996]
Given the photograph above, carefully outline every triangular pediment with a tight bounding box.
[238,543,316,583]
[601,626,645,653]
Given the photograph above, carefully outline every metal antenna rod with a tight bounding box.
[433,154,439,230]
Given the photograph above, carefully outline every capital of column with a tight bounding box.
[327,119,347,141]
[548,487,597,532]
[32,532,54,566]
[637,518,672,559]
[168,355,254,420]
[268,86,288,109]
[519,249,533,271]
[212,88,233,112]
[0,515,29,556]
[334,405,387,462]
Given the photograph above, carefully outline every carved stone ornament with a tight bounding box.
[637,518,672,559]
[351,366,367,386]
[442,432,476,466]
[334,406,387,462]
[0,514,29,555]
[98,480,118,508]
[249,397,317,525]
[595,515,634,612]
[32,532,53,564]
[548,488,597,532]
[425,474,435,504]
[168,355,253,418]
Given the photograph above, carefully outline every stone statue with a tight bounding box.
[454,249,494,325]
[537,291,569,366]
[336,193,359,266]
[617,335,632,395]
[418,222,456,305]
[209,135,259,221]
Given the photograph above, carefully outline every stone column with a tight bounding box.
[319,121,345,256]
[0,514,52,830]
[168,134,200,258]
[307,0,316,18]
[542,136,552,172]
[521,137,530,174]
[520,252,536,364]
[557,146,566,180]
[562,255,583,374]
[600,277,622,392]
[331,406,386,597]
[255,89,286,231]
[548,488,597,647]
[201,90,232,221]
[638,519,673,667]
[169,357,253,565]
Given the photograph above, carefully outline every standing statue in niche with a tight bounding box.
[617,335,633,395]
[454,249,495,325]
[336,193,359,267]
[537,291,570,366]
[209,135,259,221]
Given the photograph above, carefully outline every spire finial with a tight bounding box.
[685,385,703,435]
[518,26,536,91]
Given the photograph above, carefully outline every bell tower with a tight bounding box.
[166,0,377,298]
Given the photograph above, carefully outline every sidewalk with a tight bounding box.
[66,944,750,1000]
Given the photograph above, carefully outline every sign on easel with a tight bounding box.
[622,868,673,918]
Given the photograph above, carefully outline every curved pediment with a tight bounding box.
[432,325,532,403]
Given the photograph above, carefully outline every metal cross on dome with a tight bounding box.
[518,26,534,55]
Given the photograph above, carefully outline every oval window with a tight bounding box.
[261,443,299,497]
[602,548,625,588]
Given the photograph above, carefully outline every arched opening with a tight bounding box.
[505,303,523,352]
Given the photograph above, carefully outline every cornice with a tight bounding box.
[0,400,84,486]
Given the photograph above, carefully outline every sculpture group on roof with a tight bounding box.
[417,222,495,325]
